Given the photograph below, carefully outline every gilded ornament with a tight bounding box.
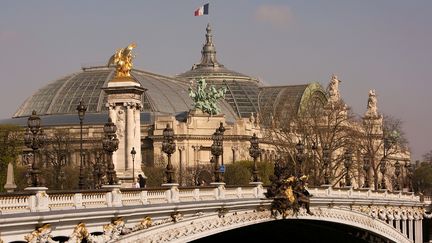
[107,43,136,78]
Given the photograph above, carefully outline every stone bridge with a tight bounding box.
[0,185,428,243]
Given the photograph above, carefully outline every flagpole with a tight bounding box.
[207,2,210,25]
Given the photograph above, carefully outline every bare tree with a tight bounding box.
[359,114,408,190]
[259,88,357,186]
[423,150,432,164]
[41,129,73,189]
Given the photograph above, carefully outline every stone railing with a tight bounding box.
[0,185,425,243]
[0,184,265,214]
[0,185,421,215]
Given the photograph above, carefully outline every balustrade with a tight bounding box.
[0,185,428,243]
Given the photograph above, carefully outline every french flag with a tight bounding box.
[194,3,209,16]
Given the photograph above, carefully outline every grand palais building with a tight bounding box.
[2,24,411,189]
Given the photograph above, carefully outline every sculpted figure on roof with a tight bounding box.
[189,78,226,115]
[107,43,136,78]
[365,89,378,118]
[327,74,341,103]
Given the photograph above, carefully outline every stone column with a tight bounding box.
[135,104,143,177]
[401,211,408,237]
[414,212,423,243]
[126,103,134,171]
[192,145,200,167]
[408,212,414,241]
[178,146,185,186]
[395,218,401,232]
[232,145,239,163]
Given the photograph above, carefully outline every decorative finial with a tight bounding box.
[107,43,136,78]
[196,24,223,68]
[206,23,211,34]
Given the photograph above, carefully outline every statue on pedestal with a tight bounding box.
[327,74,341,103]
[107,43,136,78]
[188,78,226,115]
[365,89,378,118]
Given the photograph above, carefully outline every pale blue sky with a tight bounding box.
[0,1,431,160]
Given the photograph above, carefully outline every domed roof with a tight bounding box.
[258,83,327,126]
[14,66,238,122]
[176,24,260,119]
[177,24,258,84]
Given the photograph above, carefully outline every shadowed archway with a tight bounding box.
[191,219,393,243]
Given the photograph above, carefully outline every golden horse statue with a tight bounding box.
[107,43,136,78]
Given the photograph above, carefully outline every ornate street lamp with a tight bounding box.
[363,154,371,188]
[343,149,353,187]
[93,154,106,189]
[57,155,66,190]
[24,110,47,187]
[249,133,261,182]
[211,128,223,182]
[131,147,136,183]
[76,100,87,189]
[218,122,225,166]
[405,161,413,192]
[322,145,330,185]
[162,124,176,184]
[102,118,119,185]
[380,158,387,189]
[295,140,305,176]
[394,160,401,191]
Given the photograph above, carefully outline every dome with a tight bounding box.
[176,24,260,119]
[14,66,238,122]
[258,83,327,126]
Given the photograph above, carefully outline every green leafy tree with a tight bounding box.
[413,162,432,195]
[224,160,274,186]
[0,125,23,192]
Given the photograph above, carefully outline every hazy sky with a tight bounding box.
[0,1,431,160]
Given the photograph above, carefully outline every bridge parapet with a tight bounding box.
[0,185,426,243]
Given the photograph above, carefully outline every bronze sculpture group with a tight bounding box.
[266,158,313,218]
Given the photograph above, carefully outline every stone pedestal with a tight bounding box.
[161,183,180,203]
[25,187,49,212]
[4,162,17,192]
[103,76,145,180]
[102,184,123,207]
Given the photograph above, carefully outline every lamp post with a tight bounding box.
[24,110,47,187]
[249,133,261,182]
[343,149,353,187]
[211,128,223,183]
[58,154,66,190]
[394,160,401,191]
[162,124,176,184]
[322,145,330,185]
[380,158,387,189]
[295,140,305,177]
[363,154,371,188]
[76,100,87,189]
[131,147,136,183]
[93,153,106,189]
[218,122,225,166]
[405,161,413,192]
[102,118,119,185]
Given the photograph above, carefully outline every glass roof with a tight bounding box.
[13,67,238,122]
